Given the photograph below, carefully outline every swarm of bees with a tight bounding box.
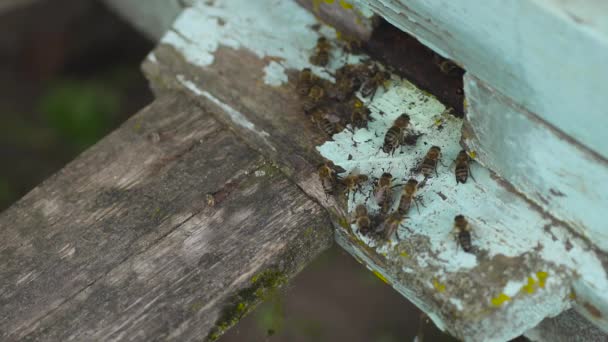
[294,35,394,139]
[305,35,478,253]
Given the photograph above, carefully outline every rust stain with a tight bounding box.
[583,302,602,318]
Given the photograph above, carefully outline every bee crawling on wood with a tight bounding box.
[382,113,410,155]
[339,170,368,196]
[373,172,395,217]
[296,68,318,97]
[454,150,475,184]
[397,178,421,215]
[302,84,326,113]
[375,211,405,241]
[418,146,443,179]
[453,215,473,253]
[310,107,344,137]
[318,162,337,198]
[352,204,372,235]
[361,65,390,101]
[310,36,331,66]
[330,65,363,101]
[349,98,372,129]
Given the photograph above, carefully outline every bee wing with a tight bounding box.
[373,187,385,204]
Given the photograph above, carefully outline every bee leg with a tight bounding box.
[469,166,477,183]
[434,164,439,177]
[414,199,420,214]
[369,88,378,102]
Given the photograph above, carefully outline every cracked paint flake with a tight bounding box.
[161,0,365,86]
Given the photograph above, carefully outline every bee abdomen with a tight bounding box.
[383,126,402,153]
[420,160,436,177]
[459,231,472,252]
[358,217,371,235]
[397,196,412,215]
[380,198,392,215]
[455,164,469,183]
[317,119,337,136]
[310,52,329,66]
[321,178,335,195]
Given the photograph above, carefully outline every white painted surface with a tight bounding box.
[353,0,608,160]
[318,73,608,327]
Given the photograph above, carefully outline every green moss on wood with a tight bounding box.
[207,269,287,341]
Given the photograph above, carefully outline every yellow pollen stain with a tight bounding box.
[537,271,548,288]
[569,291,577,300]
[491,293,511,307]
[373,270,390,284]
[323,0,335,3]
[434,118,443,126]
[433,279,446,293]
[339,0,354,9]
[521,277,537,294]
[463,98,468,110]
[354,99,363,108]
[468,151,477,159]
[399,251,409,258]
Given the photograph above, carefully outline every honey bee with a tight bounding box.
[361,67,390,100]
[353,204,372,235]
[318,162,336,197]
[418,146,442,178]
[350,98,371,129]
[311,107,343,136]
[438,59,459,75]
[376,211,405,241]
[433,54,460,75]
[373,172,394,216]
[331,67,361,102]
[340,171,369,196]
[397,178,419,215]
[302,84,326,113]
[310,36,331,66]
[296,68,318,97]
[382,114,410,155]
[454,150,474,184]
[453,215,473,252]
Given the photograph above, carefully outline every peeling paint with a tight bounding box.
[262,61,288,87]
[162,0,365,86]
[177,75,274,149]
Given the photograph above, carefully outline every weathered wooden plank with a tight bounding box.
[143,1,608,340]
[352,0,608,159]
[525,309,607,342]
[0,94,332,341]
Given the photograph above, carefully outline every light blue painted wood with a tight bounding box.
[355,0,608,160]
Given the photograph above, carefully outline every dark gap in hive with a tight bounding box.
[363,18,465,117]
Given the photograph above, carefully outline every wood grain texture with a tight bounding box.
[0,94,332,341]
